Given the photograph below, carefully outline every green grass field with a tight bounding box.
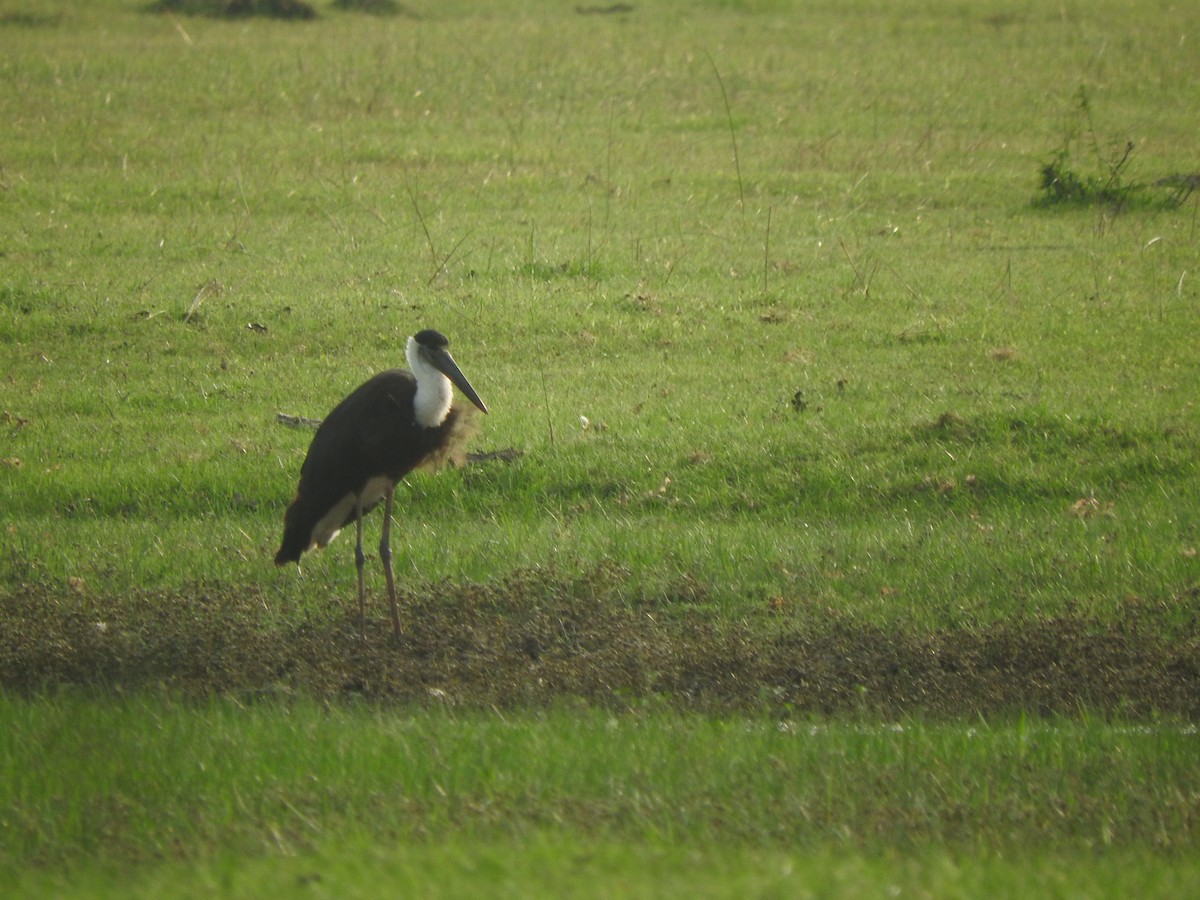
[2,0,1199,894]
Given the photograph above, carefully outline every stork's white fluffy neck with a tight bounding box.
[407,335,453,427]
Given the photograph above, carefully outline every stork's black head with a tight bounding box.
[413,328,450,350]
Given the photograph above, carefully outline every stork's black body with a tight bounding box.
[275,329,487,638]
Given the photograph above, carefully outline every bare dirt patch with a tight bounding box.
[3,570,1197,718]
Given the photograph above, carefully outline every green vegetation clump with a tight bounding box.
[332,0,406,14]
[148,0,318,19]
[1039,140,1136,207]
[1036,86,1197,209]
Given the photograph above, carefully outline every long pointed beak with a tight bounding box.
[426,347,488,414]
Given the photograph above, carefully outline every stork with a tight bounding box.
[274,328,488,639]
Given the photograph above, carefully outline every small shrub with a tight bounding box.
[1035,85,1196,211]
[1039,140,1136,207]
[332,0,407,15]
[1036,87,1140,209]
[149,0,318,19]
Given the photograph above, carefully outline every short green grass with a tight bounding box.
[2,0,1199,894]
[3,692,1199,896]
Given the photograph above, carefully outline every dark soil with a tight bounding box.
[3,569,1197,718]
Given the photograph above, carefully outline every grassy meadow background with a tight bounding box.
[2,0,1199,894]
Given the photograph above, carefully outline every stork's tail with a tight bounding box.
[274,493,311,565]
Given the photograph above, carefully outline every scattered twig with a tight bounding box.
[405,180,439,275]
[184,280,221,323]
[405,179,471,285]
[466,448,524,464]
[426,231,472,287]
[837,237,875,299]
[762,205,772,294]
[704,51,745,224]
[1154,174,1200,205]
[275,412,323,429]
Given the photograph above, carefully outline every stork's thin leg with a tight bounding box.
[379,485,401,641]
[354,496,367,638]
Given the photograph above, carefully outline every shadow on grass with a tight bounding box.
[3,566,1197,718]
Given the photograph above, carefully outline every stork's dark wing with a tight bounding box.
[274,370,419,564]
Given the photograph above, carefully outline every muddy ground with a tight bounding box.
[3,569,1197,718]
